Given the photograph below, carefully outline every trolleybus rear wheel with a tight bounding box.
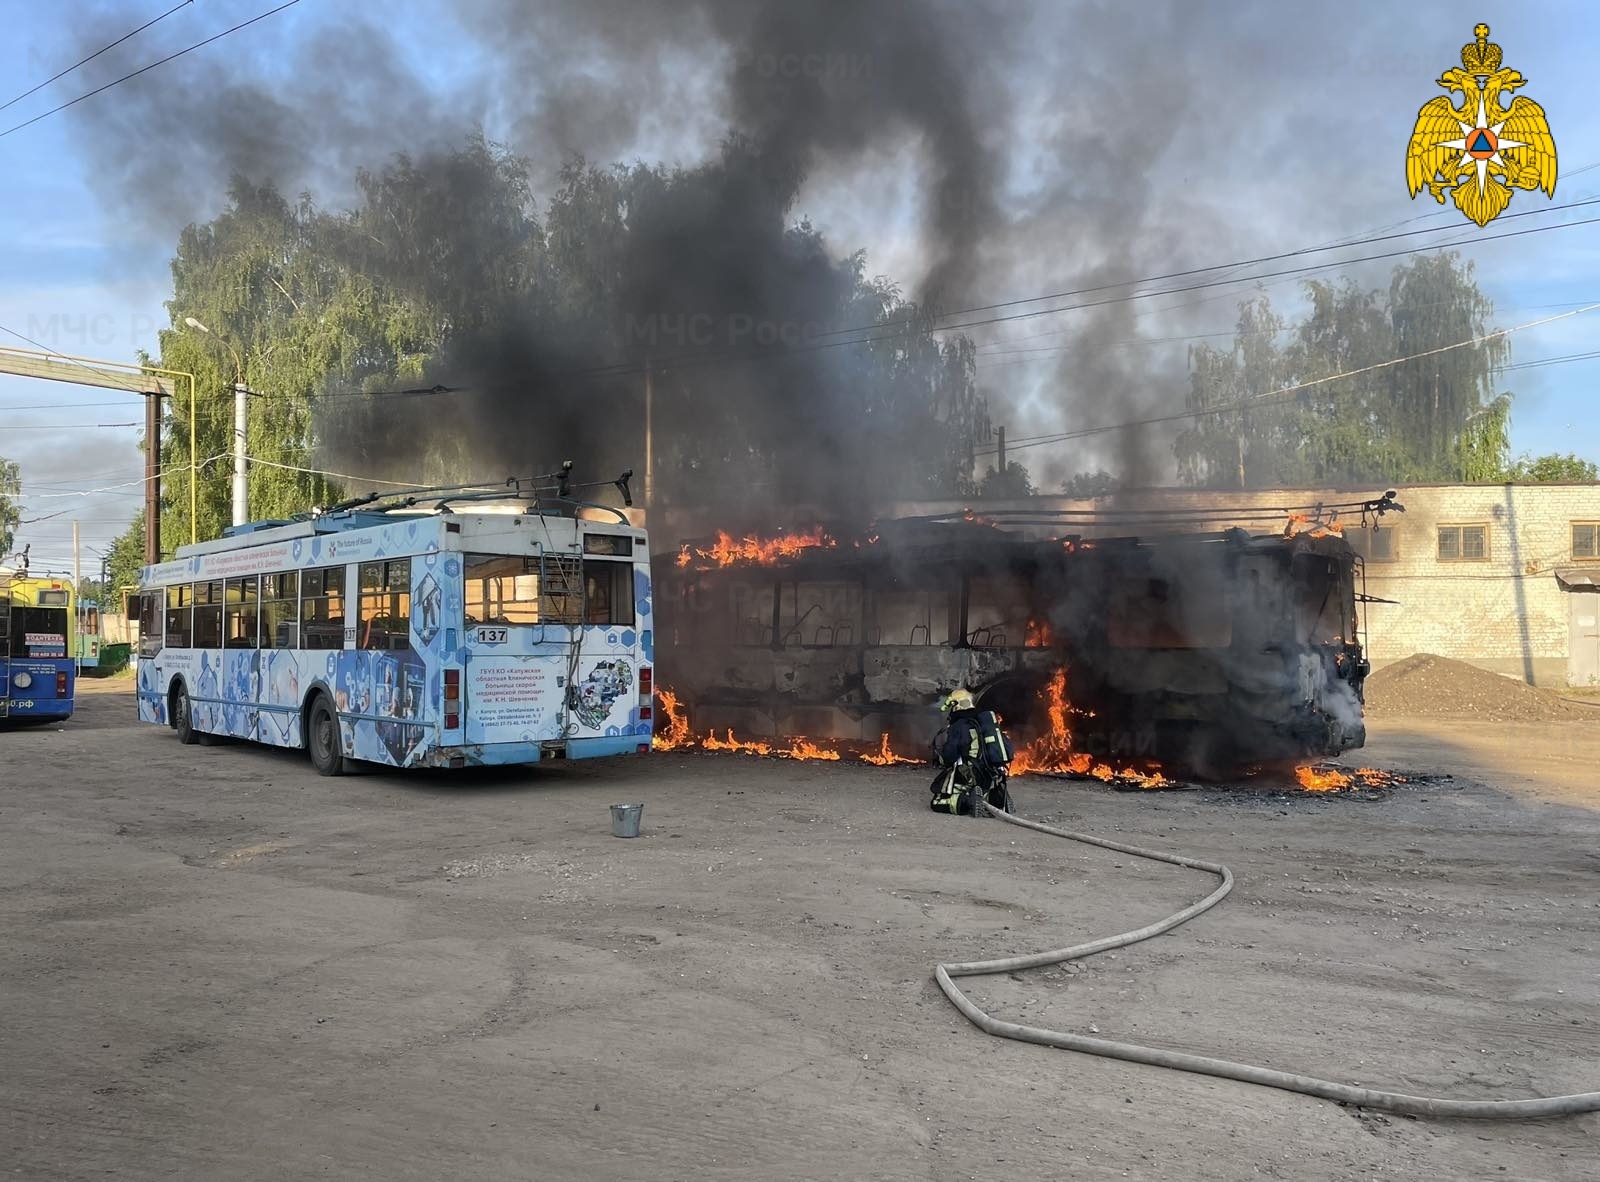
[307,695,345,777]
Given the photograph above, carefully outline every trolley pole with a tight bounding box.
[144,389,162,565]
[232,382,249,527]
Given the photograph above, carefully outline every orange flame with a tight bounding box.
[1009,669,1170,787]
[1293,765,1353,791]
[652,689,692,750]
[861,733,919,766]
[703,729,773,756]
[1284,512,1345,540]
[677,526,837,569]
[1294,765,1400,791]
[1023,618,1053,647]
[782,737,842,761]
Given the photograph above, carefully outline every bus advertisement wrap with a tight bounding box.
[135,502,652,772]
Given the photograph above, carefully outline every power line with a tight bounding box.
[0,0,194,115]
[972,301,1600,459]
[0,0,305,140]
[0,399,139,411]
[5,422,139,430]
[291,198,1600,405]
[983,341,1600,455]
[385,205,1600,392]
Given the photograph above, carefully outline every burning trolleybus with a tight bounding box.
[1,567,77,724]
[134,470,653,773]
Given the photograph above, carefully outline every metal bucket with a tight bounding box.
[610,803,644,838]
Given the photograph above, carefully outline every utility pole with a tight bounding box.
[144,388,162,564]
[232,381,248,527]
[183,318,253,527]
[72,519,80,595]
[996,425,1007,474]
[643,361,654,513]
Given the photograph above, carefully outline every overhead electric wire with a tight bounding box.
[286,196,1600,406]
[0,0,305,140]
[22,453,229,498]
[971,300,1600,460]
[0,0,194,115]
[0,399,140,411]
[411,206,1600,392]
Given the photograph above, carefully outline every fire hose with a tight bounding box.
[934,803,1600,1119]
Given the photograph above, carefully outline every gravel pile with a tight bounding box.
[1363,653,1590,722]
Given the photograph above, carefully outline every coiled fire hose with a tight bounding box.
[934,803,1600,1119]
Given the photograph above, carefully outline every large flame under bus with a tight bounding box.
[134,478,651,773]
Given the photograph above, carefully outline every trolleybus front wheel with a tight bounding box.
[171,683,200,745]
[306,694,346,777]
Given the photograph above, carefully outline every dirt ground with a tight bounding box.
[4,686,1599,1180]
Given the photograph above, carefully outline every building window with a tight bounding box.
[358,559,411,650]
[1574,523,1600,560]
[1437,524,1488,562]
[1353,526,1396,563]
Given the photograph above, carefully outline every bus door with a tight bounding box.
[459,553,572,747]
[564,549,643,739]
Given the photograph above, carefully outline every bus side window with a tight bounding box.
[583,561,635,626]
[193,581,224,649]
[224,576,259,649]
[359,559,411,650]
[138,591,163,657]
[166,585,193,648]
[262,572,300,649]
[302,566,346,650]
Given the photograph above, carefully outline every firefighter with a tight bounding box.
[929,688,1013,815]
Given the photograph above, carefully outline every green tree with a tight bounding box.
[1060,469,1121,498]
[975,461,1035,498]
[105,511,147,595]
[0,457,19,559]
[150,136,988,541]
[1504,452,1599,482]
[1175,254,1511,487]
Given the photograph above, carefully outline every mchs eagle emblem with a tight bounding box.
[1407,24,1556,227]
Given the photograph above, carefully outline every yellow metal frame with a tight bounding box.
[0,347,199,544]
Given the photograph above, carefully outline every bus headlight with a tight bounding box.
[12,672,31,689]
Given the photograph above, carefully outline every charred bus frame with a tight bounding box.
[657,510,1386,776]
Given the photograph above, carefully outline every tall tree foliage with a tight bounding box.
[1175,255,1512,487]
[150,136,986,548]
[0,457,19,560]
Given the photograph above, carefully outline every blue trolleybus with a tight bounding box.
[1,567,77,724]
[134,478,654,773]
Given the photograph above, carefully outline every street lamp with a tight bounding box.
[183,316,252,528]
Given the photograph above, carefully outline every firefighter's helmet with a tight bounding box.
[940,688,976,713]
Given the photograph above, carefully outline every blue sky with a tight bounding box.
[2,0,1598,574]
